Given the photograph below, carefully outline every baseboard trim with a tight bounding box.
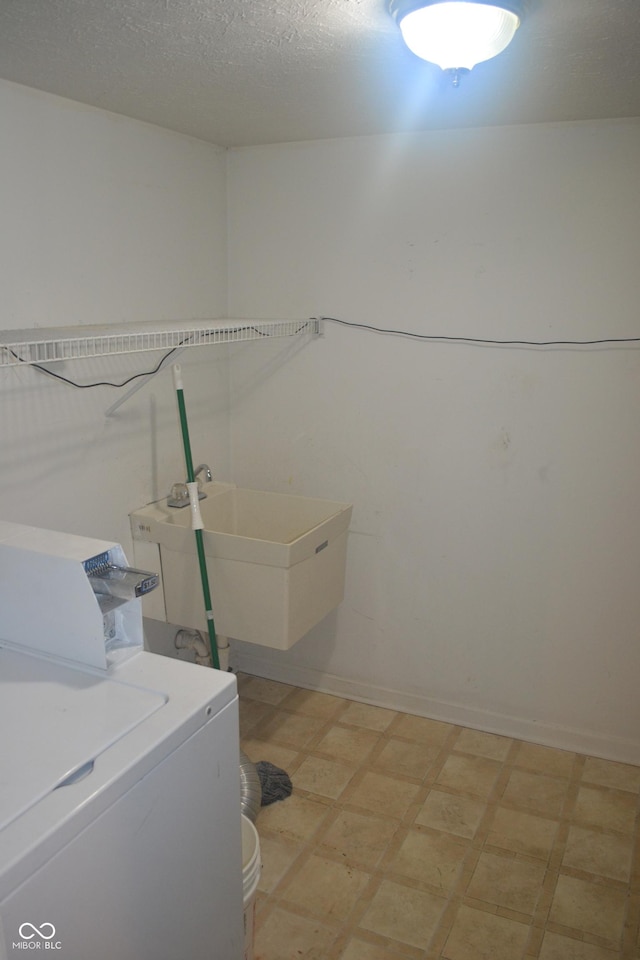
[233,650,640,765]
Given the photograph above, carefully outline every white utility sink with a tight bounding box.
[130,482,352,650]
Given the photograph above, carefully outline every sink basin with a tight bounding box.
[130,482,352,650]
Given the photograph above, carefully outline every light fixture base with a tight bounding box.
[389,0,525,23]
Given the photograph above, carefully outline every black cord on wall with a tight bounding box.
[5,315,639,390]
[316,315,640,348]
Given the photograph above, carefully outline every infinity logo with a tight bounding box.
[18,923,56,940]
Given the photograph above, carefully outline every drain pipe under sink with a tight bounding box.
[174,629,230,671]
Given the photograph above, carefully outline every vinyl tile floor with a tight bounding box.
[237,674,640,960]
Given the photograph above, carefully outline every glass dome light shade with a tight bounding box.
[394,1,521,71]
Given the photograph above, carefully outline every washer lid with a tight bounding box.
[0,647,166,832]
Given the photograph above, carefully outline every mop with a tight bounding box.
[255,762,292,806]
[172,364,220,670]
[172,364,292,804]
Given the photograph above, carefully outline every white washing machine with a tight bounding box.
[0,522,244,960]
[0,647,243,960]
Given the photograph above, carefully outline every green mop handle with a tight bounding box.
[172,364,221,670]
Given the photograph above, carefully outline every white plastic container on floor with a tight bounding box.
[241,814,261,960]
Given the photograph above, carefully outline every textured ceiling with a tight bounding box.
[0,0,638,147]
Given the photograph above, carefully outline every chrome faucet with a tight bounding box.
[167,464,212,508]
[194,464,212,483]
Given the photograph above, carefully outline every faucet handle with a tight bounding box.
[168,482,190,507]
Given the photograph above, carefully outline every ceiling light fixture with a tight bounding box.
[389,0,523,85]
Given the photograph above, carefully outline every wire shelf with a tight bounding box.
[0,318,319,367]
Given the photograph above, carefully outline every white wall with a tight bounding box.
[0,80,229,563]
[3,79,639,761]
[226,120,640,762]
